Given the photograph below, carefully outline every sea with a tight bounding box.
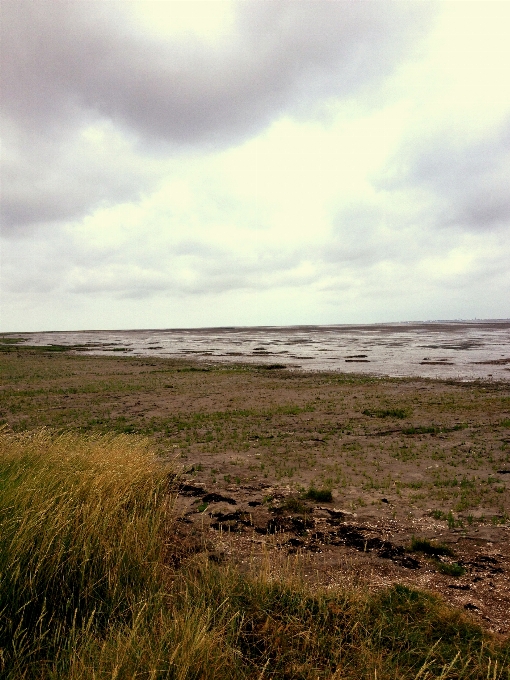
[10,320,510,382]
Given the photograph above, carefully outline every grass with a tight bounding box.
[436,561,466,578]
[409,538,466,578]
[410,537,455,557]
[0,429,173,677]
[1,351,509,525]
[304,487,333,503]
[281,495,308,514]
[363,408,410,419]
[1,430,509,678]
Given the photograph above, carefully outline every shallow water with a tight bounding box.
[14,320,510,381]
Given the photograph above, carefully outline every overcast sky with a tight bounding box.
[1,0,509,331]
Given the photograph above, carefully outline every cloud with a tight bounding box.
[2,1,430,143]
[1,0,431,233]
[1,1,509,331]
[379,119,510,234]
[0,120,162,234]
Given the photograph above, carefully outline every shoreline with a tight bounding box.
[2,319,510,382]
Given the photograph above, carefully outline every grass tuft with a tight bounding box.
[304,487,333,503]
[281,496,308,513]
[410,536,455,557]
[363,408,410,419]
[436,561,466,578]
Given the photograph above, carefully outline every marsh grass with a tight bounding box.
[0,430,178,677]
[410,537,455,557]
[304,487,333,503]
[1,351,509,524]
[436,561,466,578]
[1,429,509,678]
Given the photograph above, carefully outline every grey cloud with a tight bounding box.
[324,202,421,267]
[1,0,433,233]
[0,124,158,233]
[380,120,510,233]
[326,204,386,265]
[1,1,432,145]
[1,220,314,300]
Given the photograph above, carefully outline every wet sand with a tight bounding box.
[8,319,510,382]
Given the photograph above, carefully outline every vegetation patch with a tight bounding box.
[363,408,410,419]
[257,363,287,370]
[0,430,508,679]
[436,561,466,578]
[281,495,308,514]
[403,425,440,435]
[304,487,333,503]
[1,351,510,663]
[410,536,455,557]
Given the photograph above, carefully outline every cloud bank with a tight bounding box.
[1,0,509,330]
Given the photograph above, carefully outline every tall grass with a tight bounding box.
[1,430,508,679]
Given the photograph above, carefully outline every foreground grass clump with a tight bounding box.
[1,430,509,679]
[0,430,236,678]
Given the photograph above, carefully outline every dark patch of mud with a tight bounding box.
[171,481,510,633]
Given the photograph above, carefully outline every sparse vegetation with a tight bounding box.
[436,561,466,578]
[281,495,308,513]
[363,408,410,419]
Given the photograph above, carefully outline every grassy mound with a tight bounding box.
[0,430,508,679]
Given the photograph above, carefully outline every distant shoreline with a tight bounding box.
[3,320,510,382]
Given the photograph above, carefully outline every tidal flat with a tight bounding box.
[1,347,509,638]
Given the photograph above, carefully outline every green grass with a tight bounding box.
[1,352,509,525]
[281,495,308,513]
[0,343,85,353]
[410,536,455,557]
[409,538,466,578]
[304,487,333,503]
[0,430,508,678]
[436,561,466,578]
[402,425,441,435]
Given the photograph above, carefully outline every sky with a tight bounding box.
[1,0,509,332]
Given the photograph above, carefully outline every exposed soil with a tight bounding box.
[171,479,510,635]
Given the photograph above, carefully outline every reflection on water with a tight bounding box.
[15,321,510,381]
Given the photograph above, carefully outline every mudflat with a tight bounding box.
[1,348,509,632]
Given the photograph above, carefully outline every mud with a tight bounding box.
[7,319,510,381]
[172,481,510,635]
